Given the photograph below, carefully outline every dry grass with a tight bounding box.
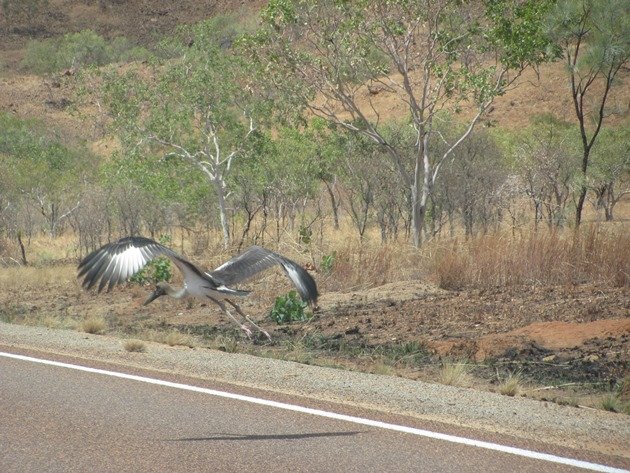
[0,264,76,290]
[281,340,315,365]
[80,316,107,334]
[123,339,147,353]
[438,362,473,387]
[372,361,396,376]
[140,329,195,348]
[214,334,240,353]
[3,219,626,300]
[499,372,524,397]
[432,226,629,290]
[600,393,629,414]
[317,239,422,292]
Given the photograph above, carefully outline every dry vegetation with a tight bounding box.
[0,218,628,412]
[432,226,630,290]
[0,0,627,415]
[499,372,525,397]
[123,339,147,353]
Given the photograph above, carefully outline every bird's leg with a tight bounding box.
[226,299,271,341]
[208,297,253,338]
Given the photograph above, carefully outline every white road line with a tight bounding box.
[1,351,626,473]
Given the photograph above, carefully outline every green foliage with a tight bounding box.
[588,126,630,180]
[243,0,558,247]
[101,148,209,216]
[321,251,336,274]
[21,30,151,74]
[129,256,173,285]
[298,225,312,244]
[0,112,95,196]
[129,235,173,285]
[484,0,560,68]
[269,290,310,324]
[249,0,557,116]
[547,0,629,70]
[1,0,48,23]
[98,18,268,241]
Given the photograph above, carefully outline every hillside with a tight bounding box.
[0,0,267,58]
[1,0,628,138]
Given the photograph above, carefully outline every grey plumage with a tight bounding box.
[77,236,319,338]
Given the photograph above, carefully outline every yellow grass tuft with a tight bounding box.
[80,316,107,334]
[215,335,239,353]
[438,362,473,387]
[163,330,194,347]
[499,372,524,397]
[123,339,147,353]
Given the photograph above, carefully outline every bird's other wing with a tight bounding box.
[209,246,319,306]
[77,236,181,292]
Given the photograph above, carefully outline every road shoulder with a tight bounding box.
[1,322,628,461]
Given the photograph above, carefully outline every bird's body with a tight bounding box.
[77,236,318,338]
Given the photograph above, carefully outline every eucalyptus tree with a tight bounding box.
[101,17,263,248]
[0,112,92,239]
[546,0,629,226]
[589,126,630,221]
[511,115,581,229]
[436,128,507,237]
[242,0,556,246]
[261,127,321,241]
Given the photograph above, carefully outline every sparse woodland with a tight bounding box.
[0,0,628,410]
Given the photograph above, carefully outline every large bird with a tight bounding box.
[77,236,318,339]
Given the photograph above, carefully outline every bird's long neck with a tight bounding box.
[164,284,187,299]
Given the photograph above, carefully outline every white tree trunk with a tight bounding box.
[213,175,230,249]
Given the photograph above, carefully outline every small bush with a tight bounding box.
[162,330,194,347]
[123,339,147,353]
[439,362,472,387]
[80,316,107,334]
[600,393,622,413]
[130,235,173,284]
[269,290,310,324]
[499,372,524,397]
[321,251,336,274]
[21,29,151,74]
[130,256,172,285]
[215,335,239,353]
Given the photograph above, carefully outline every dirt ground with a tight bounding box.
[2,270,628,410]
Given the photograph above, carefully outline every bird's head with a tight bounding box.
[143,281,169,306]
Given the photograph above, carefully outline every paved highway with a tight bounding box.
[0,352,626,472]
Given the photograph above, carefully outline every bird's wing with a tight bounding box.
[77,236,189,292]
[209,246,319,306]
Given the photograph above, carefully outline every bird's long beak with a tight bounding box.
[143,288,163,306]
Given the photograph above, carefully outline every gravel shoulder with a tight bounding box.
[1,322,628,461]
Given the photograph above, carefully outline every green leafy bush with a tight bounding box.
[321,251,336,274]
[129,235,172,285]
[269,290,310,324]
[129,256,172,285]
[21,29,151,74]
[298,225,312,244]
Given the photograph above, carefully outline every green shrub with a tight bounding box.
[21,29,151,74]
[298,225,312,244]
[129,256,172,285]
[269,290,310,324]
[130,236,172,284]
[321,251,336,274]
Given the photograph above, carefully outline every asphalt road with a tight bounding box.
[1,352,624,473]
